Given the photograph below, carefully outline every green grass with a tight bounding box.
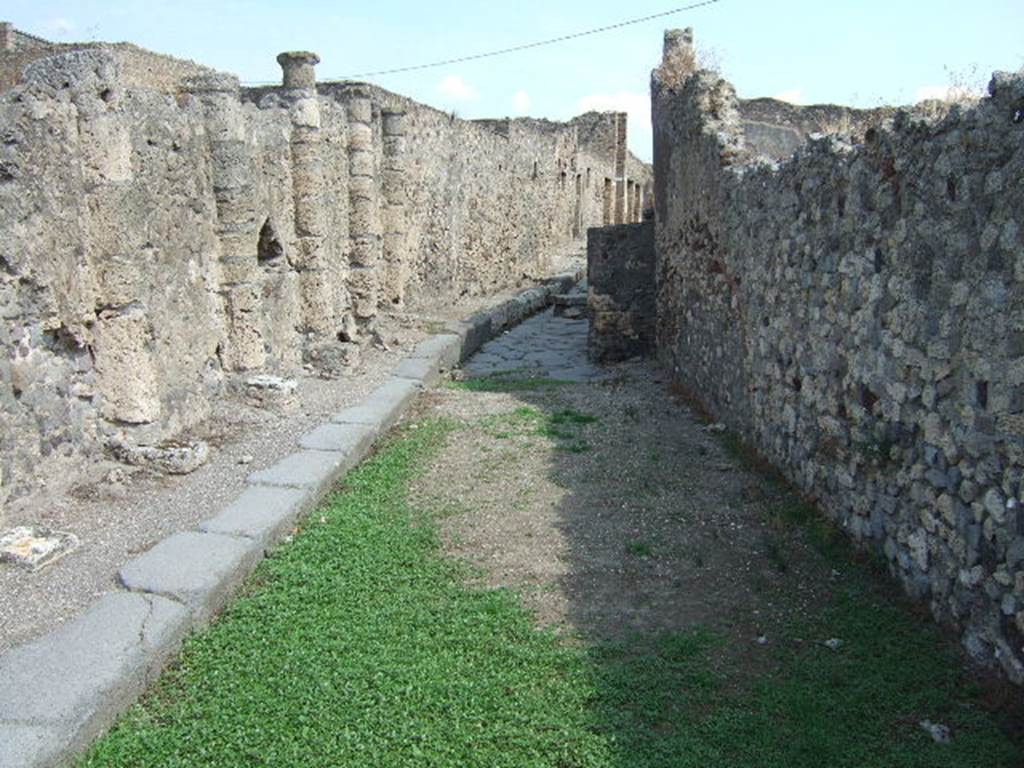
[479,405,597,453]
[626,541,655,558]
[83,420,610,767]
[81,418,1022,768]
[448,373,574,393]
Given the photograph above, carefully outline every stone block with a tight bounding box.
[330,377,419,430]
[299,421,377,455]
[246,450,352,495]
[393,354,441,388]
[198,486,311,550]
[118,531,259,623]
[0,592,188,764]
[93,308,160,424]
[447,313,493,359]
[0,723,70,768]
[409,334,462,370]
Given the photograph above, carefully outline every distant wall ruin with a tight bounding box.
[0,26,651,514]
[646,29,1024,683]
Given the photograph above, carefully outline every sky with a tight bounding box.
[5,1,1023,161]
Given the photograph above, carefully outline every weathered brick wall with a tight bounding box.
[587,221,656,362]
[652,30,1024,682]
[0,41,650,516]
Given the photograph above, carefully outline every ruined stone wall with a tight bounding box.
[652,30,1024,682]
[0,38,647,516]
[587,221,656,362]
[0,23,214,93]
[312,84,649,306]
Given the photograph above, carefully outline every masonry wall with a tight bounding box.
[0,38,649,515]
[652,34,1024,682]
[587,222,656,362]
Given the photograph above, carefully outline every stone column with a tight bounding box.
[187,72,264,371]
[1,23,14,52]
[278,50,319,90]
[381,109,408,305]
[613,112,627,225]
[346,88,382,323]
[277,51,337,337]
[658,28,696,89]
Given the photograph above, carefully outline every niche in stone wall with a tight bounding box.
[257,218,284,265]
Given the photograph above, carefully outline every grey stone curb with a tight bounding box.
[0,593,189,766]
[118,532,260,625]
[0,265,582,768]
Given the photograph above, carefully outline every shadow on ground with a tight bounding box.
[412,306,1024,768]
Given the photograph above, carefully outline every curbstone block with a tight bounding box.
[409,333,462,369]
[198,486,311,551]
[0,592,188,766]
[118,532,259,624]
[298,421,377,456]
[0,723,69,768]
[393,354,441,387]
[449,312,493,359]
[330,376,419,429]
[246,450,352,494]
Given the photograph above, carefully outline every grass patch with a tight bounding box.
[626,540,655,558]
[80,416,1022,768]
[83,419,611,767]
[478,405,597,454]
[583,587,1022,767]
[449,373,574,393]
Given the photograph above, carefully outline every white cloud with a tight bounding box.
[773,88,804,104]
[512,90,531,115]
[915,84,952,102]
[437,74,478,102]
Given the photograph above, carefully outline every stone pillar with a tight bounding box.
[187,72,264,371]
[277,50,319,91]
[1,23,13,52]
[381,109,408,305]
[658,28,696,89]
[277,51,338,337]
[613,112,627,225]
[346,88,382,323]
[663,27,694,59]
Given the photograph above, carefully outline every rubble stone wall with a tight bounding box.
[587,221,656,362]
[0,34,651,515]
[652,30,1024,682]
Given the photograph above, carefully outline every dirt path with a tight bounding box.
[410,304,832,658]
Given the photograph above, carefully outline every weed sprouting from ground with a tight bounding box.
[479,405,598,453]
[627,540,655,558]
[448,373,573,393]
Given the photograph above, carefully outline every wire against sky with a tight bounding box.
[327,0,722,81]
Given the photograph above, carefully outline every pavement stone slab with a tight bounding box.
[198,486,311,550]
[118,532,259,622]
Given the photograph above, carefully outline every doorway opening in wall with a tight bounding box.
[602,178,613,225]
[257,218,284,263]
